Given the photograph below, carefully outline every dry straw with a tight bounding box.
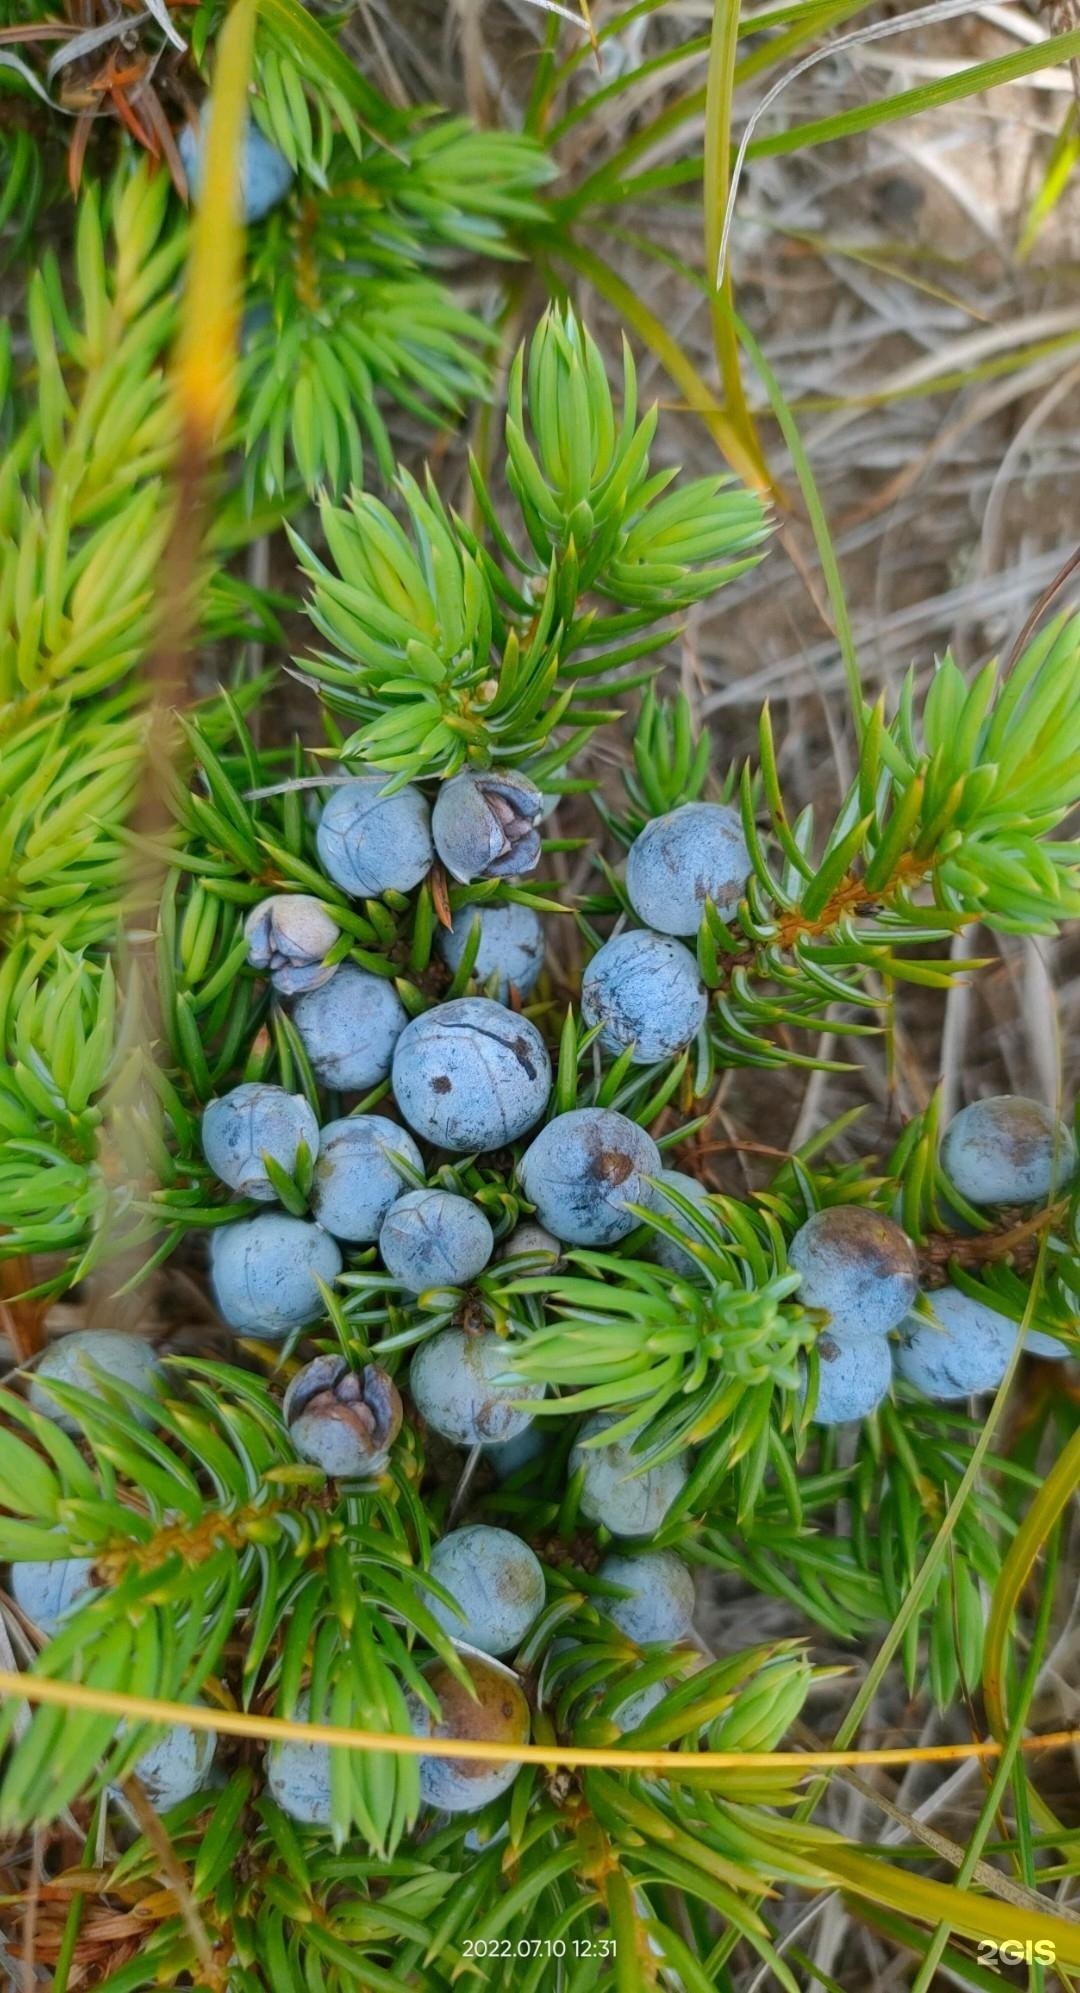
[2,1670,1080,1774]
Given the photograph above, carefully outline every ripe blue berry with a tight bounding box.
[316,773,434,898]
[380,1189,494,1293]
[803,1331,892,1425]
[500,1223,562,1268]
[626,802,750,937]
[178,112,293,223]
[1025,1325,1071,1360]
[291,963,408,1092]
[597,1550,695,1644]
[484,1420,546,1478]
[210,1213,342,1338]
[422,1525,545,1655]
[581,929,707,1066]
[311,1114,423,1243]
[893,1285,1018,1400]
[409,1329,544,1447]
[407,1654,530,1814]
[202,1084,318,1202]
[649,1169,714,1277]
[788,1207,919,1341]
[613,1679,668,1733]
[941,1095,1077,1206]
[10,1555,96,1636]
[548,1637,668,1736]
[436,902,545,1000]
[124,1714,216,1811]
[28,1331,162,1434]
[570,1413,688,1536]
[391,997,551,1152]
[283,1356,402,1478]
[244,895,341,996]
[265,1691,332,1826]
[518,1108,661,1246]
[432,769,543,883]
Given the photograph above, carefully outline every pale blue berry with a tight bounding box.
[597,1550,695,1644]
[649,1169,714,1277]
[941,1095,1077,1207]
[613,1679,668,1733]
[547,1637,667,1736]
[266,1691,331,1826]
[893,1285,1018,1400]
[570,1414,688,1537]
[581,929,706,1066]
[283,1356,402,1477]
[432,770,543,883]
[518,1108,661,1246]
[391,997,551,1152]
[123,1713,216,1811]
[28,1331,162,1434]
[499,1223,562,1268]
[422,1526,545,1655]
[409,1329,544,1446]
[292,963,408,1092]
[10,1555,96,1635]
[316,774,433,899]
[407,1655,530,1814]
[626,802,750,936]
[1025,1325,1071,1360]
[788,1207,919,1341]
[437,902,545,1000]
[210,1213,342,1338]
[202,1084,318,1202]
[178,111,293,223]
[484,1420,545,1478]
[244,895,340,996]
[312,1114,423,1243]
[380,1189,494,1293]
[804,1332,892,1425]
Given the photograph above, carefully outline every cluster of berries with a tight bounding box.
[794,1094,1076,1424]
[12,749,1076,1826]
[205,781,759,1326]
[12,1324,699,1818]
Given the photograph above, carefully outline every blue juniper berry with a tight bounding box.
[202,1083,318,1202]
[432,769,543,883]
[517,1108,661,1246]
[244,895,341,996]
[283,1356,402,1478]
[941,1095,1077,1207]
[436,901,545,1000]
[569,1413,688,1536]
[625,801,750,937]
[407,1655,530,1814]
[581,928,707,1065]
[210,1213,342,1337]
[28,1331,162,1435]
[316,772,433,899]
[409,1329,544,1447]
[391,997,550,1152]
[178,110,294,223]
[893,1285,1018,1400]
[379,1189,494,1293]
[311,1114,423,1243]
[787,1206,919,1342]
[291,963,408,1093]
[421,1525,545,1655]
[803,1332,892,1425]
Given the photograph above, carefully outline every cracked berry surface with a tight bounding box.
[391,997,551,1151]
